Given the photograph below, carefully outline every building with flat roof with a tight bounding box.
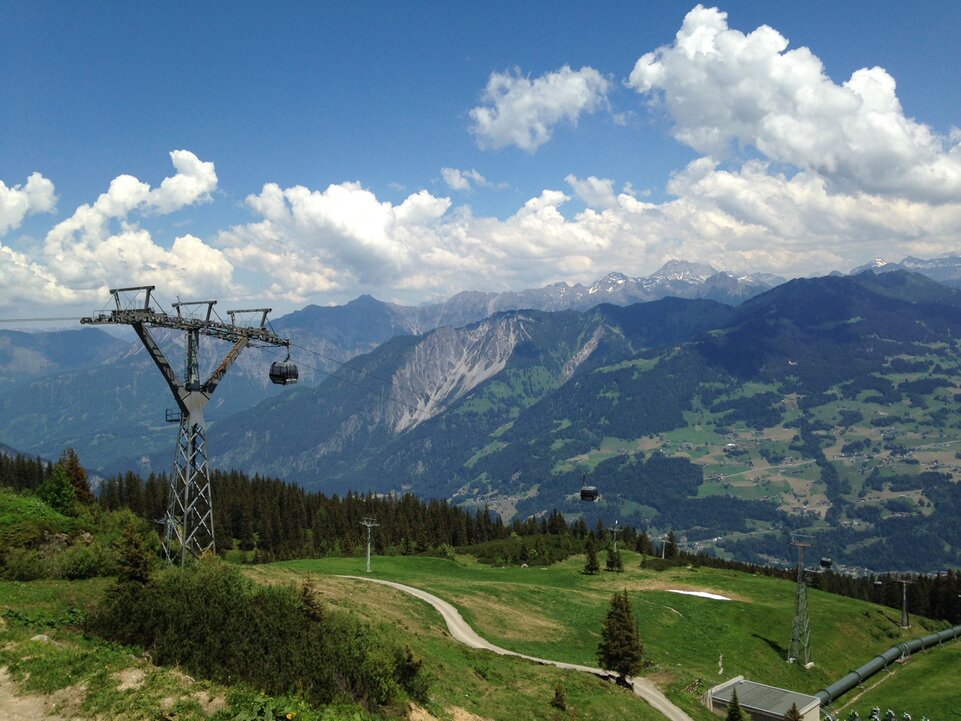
[704,677,820,721]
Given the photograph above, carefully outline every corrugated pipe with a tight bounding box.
[815,623,961,705]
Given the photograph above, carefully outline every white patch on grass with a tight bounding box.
[667,589,732,601]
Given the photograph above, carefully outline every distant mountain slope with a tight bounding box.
[0,328,127,381]
[201,271,961,571]
[271,261,783,383]
[850,255,961,287]
[209,297,736,487]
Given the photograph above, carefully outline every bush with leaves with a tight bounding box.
[86,557,428,708]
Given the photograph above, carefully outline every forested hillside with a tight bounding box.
[205,272,961,571]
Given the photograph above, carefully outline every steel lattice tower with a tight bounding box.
[360,517,379,573]
[787,537,813,665]
[82,286,293,564]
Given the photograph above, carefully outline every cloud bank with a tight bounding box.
[1,150,229,307]
[3,6,960,314]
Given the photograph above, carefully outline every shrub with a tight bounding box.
[2,548,50,580]
[85,557,427,708]
[57,543,102,579]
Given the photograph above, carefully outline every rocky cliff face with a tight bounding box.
[390,315,534,432]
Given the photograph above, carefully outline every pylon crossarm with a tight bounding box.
[204,337,250,393]
[82,308,287,347]
[131,322,187,411]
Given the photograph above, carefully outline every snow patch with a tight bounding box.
[667,589,732,601]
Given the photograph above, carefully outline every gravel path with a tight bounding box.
[341,575,694,721]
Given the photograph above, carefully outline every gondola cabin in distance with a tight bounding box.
[580,485,599,502]
[269,357,299,385]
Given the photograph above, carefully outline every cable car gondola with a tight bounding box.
[579,472,599,502]
[269,352,299,385]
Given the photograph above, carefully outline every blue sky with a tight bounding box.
[2,1,960,322]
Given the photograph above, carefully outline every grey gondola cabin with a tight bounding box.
[580,485,599,502]
[269,359,299,385]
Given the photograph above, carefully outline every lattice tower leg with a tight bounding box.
[163,419,216,564]
[788,576,811,665]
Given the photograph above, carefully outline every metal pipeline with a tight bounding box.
[815,622,961,705]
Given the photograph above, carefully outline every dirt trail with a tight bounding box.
[341,575,695,721]
[0,667,76,721]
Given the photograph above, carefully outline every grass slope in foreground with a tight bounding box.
[264,553,961,720]
[0,574,665,721]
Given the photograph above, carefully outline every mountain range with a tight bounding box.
[0,259,780,464]
[3,258,961,570]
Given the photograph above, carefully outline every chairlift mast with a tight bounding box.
[787,536,814,665]
[360,517,379,573]
[81,286,295,564]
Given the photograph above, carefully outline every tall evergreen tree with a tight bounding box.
[605,544,623,572]
[665,530,679,559]
[59,448,93,505]
[596,590,643,682]
[583,534,600,575]
[38,464,76,515]
[785,703,802,721]
[725,688,751,721]
[634,531,652,555]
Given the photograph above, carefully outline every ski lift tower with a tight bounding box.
[360,517,379,573]
[787,536,814,666]
[81,286,297,564]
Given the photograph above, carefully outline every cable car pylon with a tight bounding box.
[81,286,297,564]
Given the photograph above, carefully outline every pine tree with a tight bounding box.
[117,517,155,584]
[597,590,643,682]
[634,531,652,555]
[550,684,566,711]
[59,448,94,505]
[665,530,679,559]
[606,544,623,572]
[38,464,76,515]
[725,688,751,721]
[583,534,600,575]
[785,703,803,721]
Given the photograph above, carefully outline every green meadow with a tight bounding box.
[262,553,961,719]
[1,549,959,720]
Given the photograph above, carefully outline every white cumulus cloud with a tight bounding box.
[217,181,453,299]
[565,175,619,209]
[0,150,232,309]
[628,5,961,203]
[0,172,57,234]
[441,167,488,192]
[470,65,610,152]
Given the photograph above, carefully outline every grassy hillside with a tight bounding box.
[257,554,960,719]
[1,549,958,720]
[0,573,669,721]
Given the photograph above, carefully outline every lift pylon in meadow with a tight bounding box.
[82,286,296,564]
[787,536,814,666]
[360,517,379,573]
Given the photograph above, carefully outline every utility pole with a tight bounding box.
[360,517,379,573]
[874,576,914,629]
[897,578,913,629]
[788,536,814,666]
[81,286,295,564]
